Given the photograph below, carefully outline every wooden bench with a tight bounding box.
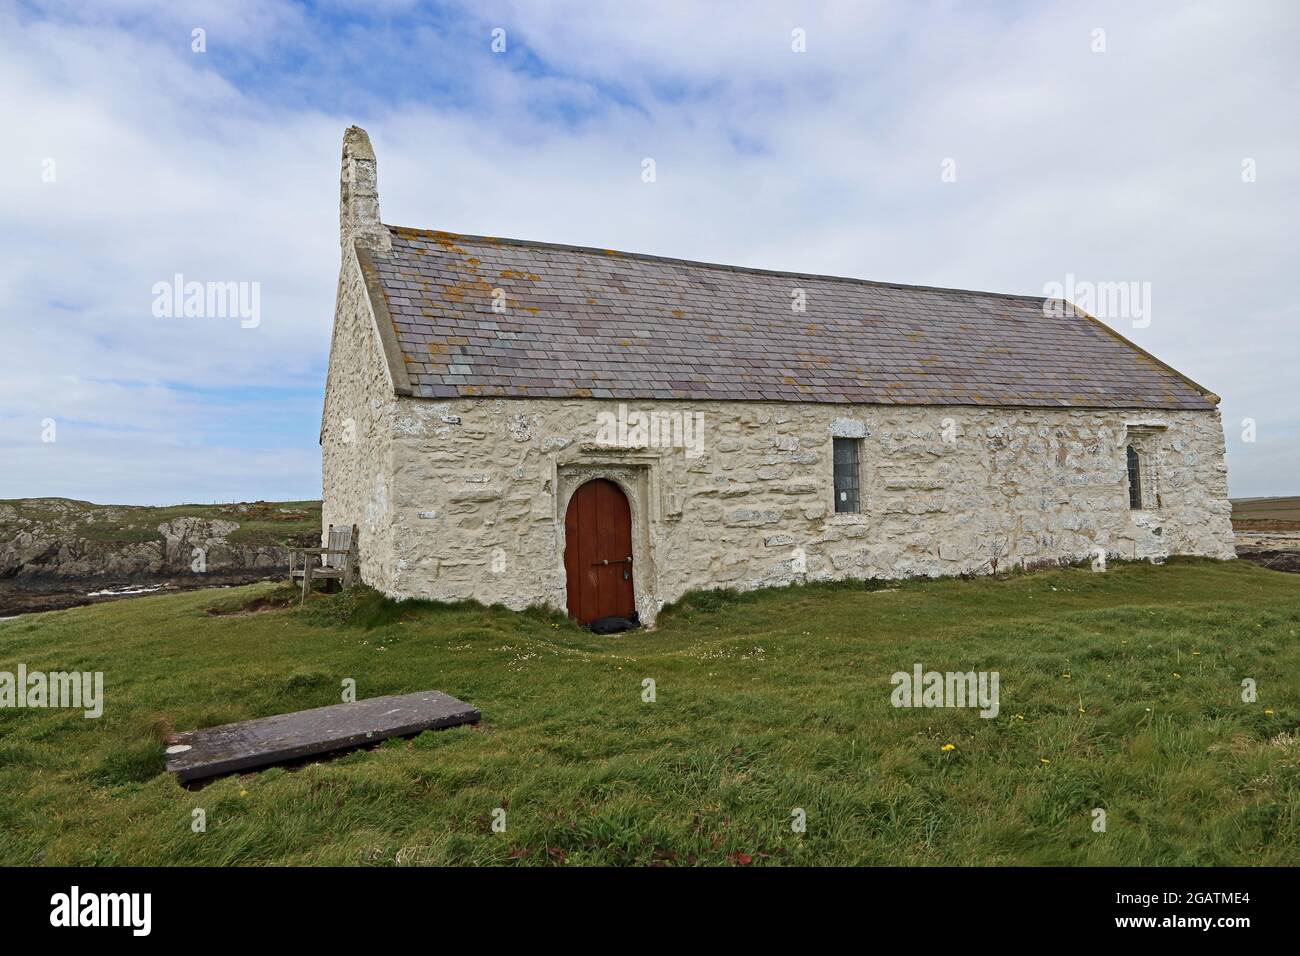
[289,523,359,604]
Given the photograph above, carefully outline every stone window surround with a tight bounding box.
[1123,421,1167,512]
[826,512,870,525]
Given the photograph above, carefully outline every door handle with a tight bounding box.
[593,557,633,566]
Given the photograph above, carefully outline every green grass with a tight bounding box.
[0,558,1297,866]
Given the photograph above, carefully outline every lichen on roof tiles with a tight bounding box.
[368,225,1216,409]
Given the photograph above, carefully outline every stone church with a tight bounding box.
[321,127,1234,626]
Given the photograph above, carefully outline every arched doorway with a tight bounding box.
[563,478,636,624]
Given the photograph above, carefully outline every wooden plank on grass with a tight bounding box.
[165,690,480,783]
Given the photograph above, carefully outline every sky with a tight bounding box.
[2,0,1297,505]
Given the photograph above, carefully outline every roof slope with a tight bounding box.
[363,226,1216,409]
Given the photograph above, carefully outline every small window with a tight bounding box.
[1126,445,1143,509]
[833,437,861,513]
[1125,425,1164,511]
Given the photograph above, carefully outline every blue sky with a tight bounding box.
[2,0,1298,504]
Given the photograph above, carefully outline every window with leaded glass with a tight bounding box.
[1127,444,1143,509]
[833,437,861,513]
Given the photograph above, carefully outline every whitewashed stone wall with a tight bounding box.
[322,393,1234,625]
[320,254,400,592]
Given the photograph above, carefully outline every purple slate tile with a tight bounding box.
[373,226,1216,410]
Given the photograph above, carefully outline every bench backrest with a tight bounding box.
[325,525,353,569]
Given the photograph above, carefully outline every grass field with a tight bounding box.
[0,559,1297,866]
[1232,496,1300,532]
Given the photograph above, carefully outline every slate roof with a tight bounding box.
[360,225,1216,410]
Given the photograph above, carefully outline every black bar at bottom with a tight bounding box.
[0,865,1279,942]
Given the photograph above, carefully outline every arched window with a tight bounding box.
[1126,445,1143,509]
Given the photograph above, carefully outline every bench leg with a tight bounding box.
[301,565,312,605]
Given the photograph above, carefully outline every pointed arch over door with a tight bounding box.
[564,478,636,624]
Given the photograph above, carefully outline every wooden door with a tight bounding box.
[564,479,635,624]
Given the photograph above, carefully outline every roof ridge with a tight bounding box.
[383,223,1049,305]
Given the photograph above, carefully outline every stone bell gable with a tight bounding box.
[320,127,1234,626]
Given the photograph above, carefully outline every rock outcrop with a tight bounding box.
[0,498,318,583]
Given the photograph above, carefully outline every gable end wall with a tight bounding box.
[319,252,400,590]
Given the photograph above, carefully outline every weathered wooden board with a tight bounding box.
[165,690,480,783]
